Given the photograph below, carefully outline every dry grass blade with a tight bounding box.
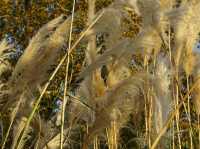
[60,0,76,148]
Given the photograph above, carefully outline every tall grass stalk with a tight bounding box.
[198,116,200,148]
[60,0,76,148]
[186,76,193,149]
[175,70,182,149]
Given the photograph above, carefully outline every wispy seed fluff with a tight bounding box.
[0,15,71,111]
[167,1,200,68]
[154,55,172,133]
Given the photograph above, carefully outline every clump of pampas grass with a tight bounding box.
[1,0,200,148]
[0,14,72,149]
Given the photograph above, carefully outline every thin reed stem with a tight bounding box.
[175,73,182,149]
[198,116,200,149]
[186,76,193,149]
[60,0,76,148]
